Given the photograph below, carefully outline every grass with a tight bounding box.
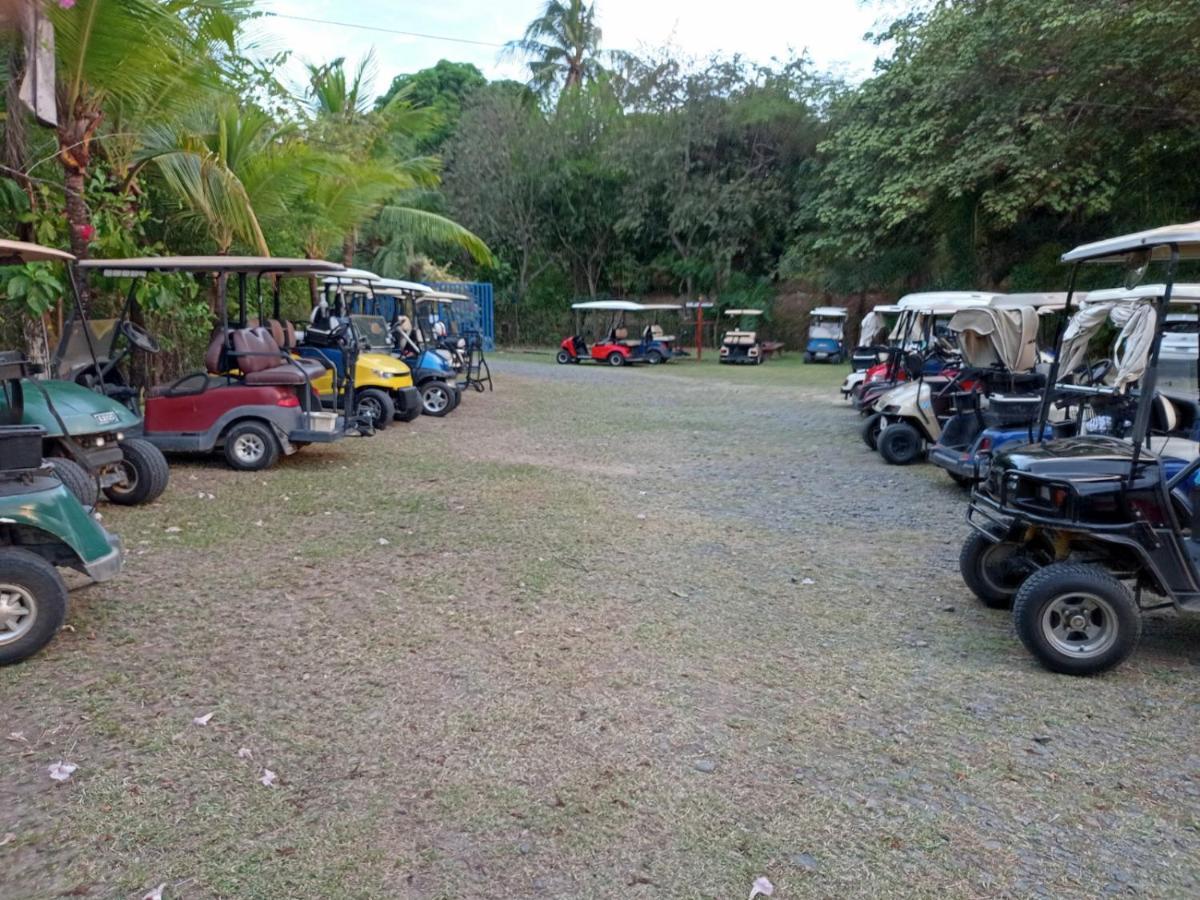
[2,357,1199,898]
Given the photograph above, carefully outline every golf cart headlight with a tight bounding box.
[116,432,124,441]
[749,348,760,356]
[94,437,105,447]
[720,346,729,356]
[371,369,396,379]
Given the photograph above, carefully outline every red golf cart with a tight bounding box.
[75,256,363,471]
[558,300,679,366]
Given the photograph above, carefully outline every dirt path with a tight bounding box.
[2,356,1198,899]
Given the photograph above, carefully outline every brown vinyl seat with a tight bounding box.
[231,327,326,386]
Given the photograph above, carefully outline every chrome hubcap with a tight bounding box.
[0,584,36,645]
[425,389,449,412]
[359,398,382,421]
[1041,592,1117,658]
[234,434,266,463]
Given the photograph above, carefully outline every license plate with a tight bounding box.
[92,411,119,426]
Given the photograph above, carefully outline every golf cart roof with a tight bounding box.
[1062,221,1200,263]
[78,256,344,276]
[375,278,431,296]
[992,292,1072,310]
[811,306,848,317]
[0,239,75,264]
[638,303,682,311]
[1085,284,1200,304]
[725,309,764,316]
[322,268,381,285]
[423,289,471,301]
[872,304,903,314]
[572,300,644,311]
[896,292,1001,311]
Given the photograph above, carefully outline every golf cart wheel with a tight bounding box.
[420,381,454,417]
[556,350,572,365]
[606,352,625,367]
[449,386,462,410]
[104,438,169,506]
[877,422,924,465]
[0,549,68,666]
[222,420,280,472]
[355,388,395,430]
[861,413,884,451]
[48,457,99,508]
[1012,563,1140,676]
[803,352,813,364]
[645,350,664,365]
[959,531,1038,610]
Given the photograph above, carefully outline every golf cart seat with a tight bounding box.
[214,327,325,385]
[724,331,757,347]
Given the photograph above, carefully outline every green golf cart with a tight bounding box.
[0,352,122,665]
[0,239,169,507]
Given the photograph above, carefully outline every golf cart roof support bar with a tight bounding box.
[1034,265,1081,444]
[1126,245,1179,481]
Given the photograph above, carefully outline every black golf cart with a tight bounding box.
[960,222,1200,675]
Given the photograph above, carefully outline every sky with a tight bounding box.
[255,0,901,99]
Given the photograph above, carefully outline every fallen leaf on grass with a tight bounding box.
[259,769,277,787]
[6,731,26,743]
[237,748,253,759]
[164,526,182,534]
[801,577,816,585]
[48,761,77,782]
[142,883,165,900]
[378,538,390,546]
[0,832,15,847]
[749,876,774,899]
[191,712,214,727]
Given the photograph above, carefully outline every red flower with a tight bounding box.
[73,223,96,243]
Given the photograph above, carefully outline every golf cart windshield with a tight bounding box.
[809,307,846,340]
[349,315,393,351]
[54,317,121,382]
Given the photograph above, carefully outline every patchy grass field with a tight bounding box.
[3,354,1199,899]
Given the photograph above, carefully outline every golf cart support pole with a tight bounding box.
[1034,265,1080,445]
[1125,245,1179,481]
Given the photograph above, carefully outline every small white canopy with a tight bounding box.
[896,291,1001,312]
[572,300,644,311]
[1062,221,1200,263]
[322,268,381,286]
[1085,284,1200,304]
[0,239,74,264]
[376,277,430,295]
[725,308,764,317]
[811,306,848,318]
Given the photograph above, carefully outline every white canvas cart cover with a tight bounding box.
[948,306,1040,371]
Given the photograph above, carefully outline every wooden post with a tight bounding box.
[696,303,703,362]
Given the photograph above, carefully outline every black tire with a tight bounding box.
[861,412,884,451]
[449,386,462,410]
[607,352,625,367]
[0,548,68,666]
[645,350,664,365]
[959,531,1037,610]
[803,352,814,364]
[48,457,99,508]
[556,350,572,365]
[420,381,455,417]
[104,438,169,506]
[355,388,395,430]
[1012,563,1140,676]
[222,420,281,472]
[878,422,924,465]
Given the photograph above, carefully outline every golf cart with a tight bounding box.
[77,256,361,471]
[842,304,902,399]
[0,240,167,507]
[558,301,677,366]
[0,351,122,665]
[719,309,766,365]
[804,307,848,363]
[302,271,423,425]
[428,289,493,393]
[854,293,997,413]
[928,293,1072,484]
[331,277,460,417]
[959,220,1200,675]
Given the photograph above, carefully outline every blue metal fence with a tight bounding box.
[431,281,495,350]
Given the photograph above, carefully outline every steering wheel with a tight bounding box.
[1081,358,1112,386]
[119,320,160,354]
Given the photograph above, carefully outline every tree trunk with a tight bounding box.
[21,312,48,371]
[342,231,356,267]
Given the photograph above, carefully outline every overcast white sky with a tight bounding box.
[255,1,901,99]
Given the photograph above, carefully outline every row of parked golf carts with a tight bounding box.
[0,241,493,666]
[556,303,854,367]
[837,222,1200,677]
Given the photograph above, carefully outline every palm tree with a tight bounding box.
[505,0,603,97]
[47,0,236,304]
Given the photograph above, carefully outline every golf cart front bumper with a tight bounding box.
[395,386,421,418]
[81,532,123,582]
[966,490,1023,544]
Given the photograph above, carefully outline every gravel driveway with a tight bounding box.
[1,353,1198,899]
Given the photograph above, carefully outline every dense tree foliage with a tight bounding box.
[2,0,1199,353]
